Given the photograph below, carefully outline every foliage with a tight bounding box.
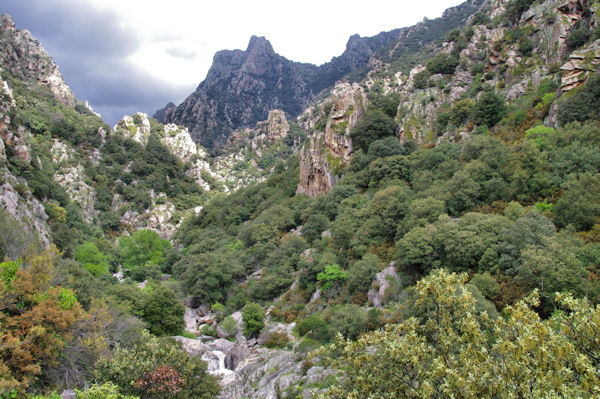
[242,303,265,338]
[76,383,139,399]
[119,230,171,280]
[349,109,396,153]
[318,269,600,398]
[302,214,329,244]
[472,91,506,128]
[298,314,331,343]
[426,53,459,75]
[558,73,600,126]
[220,316,238,338]
[141,286,185,336]
[317,264,347,291]
[265,331,290,348]
[94,331,220,399]
[74,242,110,277]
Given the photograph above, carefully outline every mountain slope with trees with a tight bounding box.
[2,0,600,398]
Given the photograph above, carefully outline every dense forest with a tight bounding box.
[1,0,600,398]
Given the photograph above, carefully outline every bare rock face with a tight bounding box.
[155,31,400,151]
[226,109,289,147]
[560,39,600,92]
[0,14,76,106]
[297,83,365,198]
[114,113,152,145]
[161,123,205,163]
[367,263,401,307]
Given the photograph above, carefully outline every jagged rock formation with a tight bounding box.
[0,14,76,107]
[560,39,600,91]
[297,83,365,197]
[367,263,401,307]
[153,101,176,123]
[156,32,400,150]
[211,109,295,191]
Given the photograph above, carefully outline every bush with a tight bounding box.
[142,286,185,336]
[242,303,265,338]
[298,314,331,343]
[265,331,290,348]
[472,92,506,128]
[566,23,591,49]
[426,53,459,75]
[94,331,220,399]
[413,70,431,89]
[220,315,238,338]
[350,109,396,153]
[75,242,110,277]
[519,39,534,56]
[119,230,171,278]
[302,214,329,244]
[558,73,600,126]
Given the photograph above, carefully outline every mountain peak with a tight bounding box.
[0,14,15,30]
[246,35,275,56]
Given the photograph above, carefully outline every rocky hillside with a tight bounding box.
[0,14,233,249]
[156,1,484,152]
[297,0,600,197]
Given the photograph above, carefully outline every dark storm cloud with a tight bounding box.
[1,0,193,125]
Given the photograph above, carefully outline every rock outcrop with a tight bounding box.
[297,83,365,197]
[155,31,401,150]
[0,14,76,107]
[367,263,401,307]
[560,39,600,92]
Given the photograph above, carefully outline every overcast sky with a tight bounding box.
[2,0,464,125]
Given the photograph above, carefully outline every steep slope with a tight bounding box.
[297,0,599,197]
[155,32,401,151]
[0,14,226,256]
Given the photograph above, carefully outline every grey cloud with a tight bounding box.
[165,47,198,60]
[1,0,192,125]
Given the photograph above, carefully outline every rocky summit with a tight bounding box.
[154,32,403,151]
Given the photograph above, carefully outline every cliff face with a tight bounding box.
[297,83,365,198]
[296,0,599,198]
[155,31,400,151]
[0,14,77,107]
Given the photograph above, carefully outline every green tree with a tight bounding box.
[317,264,347,291]
[326,304,367,340]
[318,269,600,399]
[347,254,381,298]
[297,314,331,343]
[242,303,265,338]
[553,173,600,231]
[74,242,110,277]
[94,331,220,399]
[426,53,459,75]
[350,109,396,152]
[142,286,185,336]
[119,230,171,280]
[302,214,329,244]
[472,91,506,128]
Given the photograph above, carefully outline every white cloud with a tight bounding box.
[84,0,465,86]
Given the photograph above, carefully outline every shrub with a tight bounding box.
[426,53,459,75]
[413,70,431,89]
[220,315,238,338]
[472,92,506,128]
[265,331,290,348]
[298,314,331,343]
[242,302,265,338]
[558,73,600,126]
[350,109,396,153]
[142,286,185,336]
